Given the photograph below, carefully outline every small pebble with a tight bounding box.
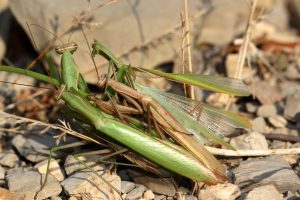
[198,183,241,200]
[257,104,277,118]
[35,159,65,181]
[270,140,291,149]
[0,151,19,168]
[245,185,283,200]
[121,181,136,194]
[64,154,105,176]
[246,102,259,113]
[284,93,300,122]
[234,156,300,193]
[252,117,267,133]
[185,195,197,200]
[125,185,146,200]
[154,195,166,200]
[7,170,61,200]
[133,176,176,196]
[268,115,287,128]
[0,165,5,179]
[230,132,268,150]
[61,171,121,200]
[144,190,155,200]
[50,196,62,200]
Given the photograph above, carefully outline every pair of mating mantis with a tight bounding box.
[0,40,250,185]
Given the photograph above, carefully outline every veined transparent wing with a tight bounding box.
[133,67,250,96]
[135,83,251,149]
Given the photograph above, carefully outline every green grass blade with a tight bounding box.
[134,67,250,96]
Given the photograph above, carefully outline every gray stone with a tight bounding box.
[230,132,268,150]
[64,154,106,176]
[280,82,300,97]
[233,156,300,193]
[121,181,135,194]
[12,134,77,163]
[284,93,300,122]
[251,117,267,133]
[154,195,166,200]
[245,185,283,200]
[125,185,146,200]
[198,183,241,200]
[0,165,5,179]
[9,0,204,84]
[6,167,26,176]
[7,170,61,200]
[61,170,121,200]
[133,176,176,196]
[12,134,55,163]
[257,104,277,118]
[251,81,284,105]
[268,115,287,128]
[270,141,291,150]
[0,151,19,168]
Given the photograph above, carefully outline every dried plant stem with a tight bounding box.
[225,0,257,110]
[206,146,300,157]
[184,0,195,99]
[0,111,102,145]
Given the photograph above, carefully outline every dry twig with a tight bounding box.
[206,146,300,157]
[225,0,258,110]
[0,111,102,145]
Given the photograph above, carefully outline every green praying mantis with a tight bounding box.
[0,40,251,185]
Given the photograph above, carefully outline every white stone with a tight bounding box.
[268,115,287,128]
[143,190,155,200]
[257,104,277,118]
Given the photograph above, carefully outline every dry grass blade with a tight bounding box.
[0,111,103,145]
[225,0,258,109]
[206,146,300,157]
